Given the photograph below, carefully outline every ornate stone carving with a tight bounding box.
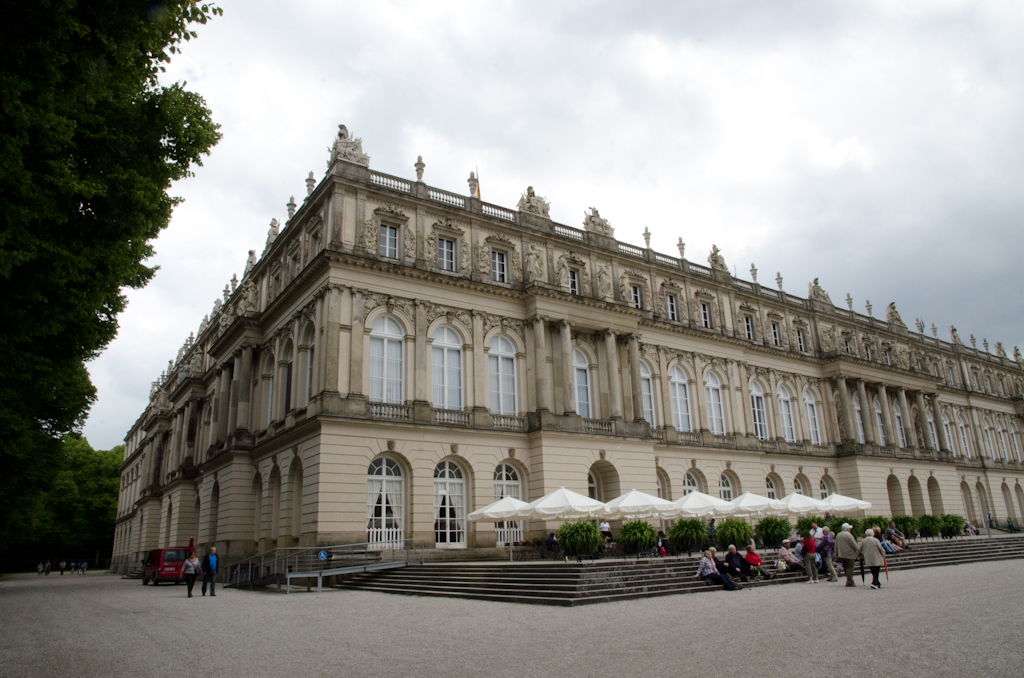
[265,219,279,251]
[996,342,1007,358]
[403,221,416,259]
[526,243,545,282]
[329,124,370,167]
[897,346,910,370]
[244,250,257,279]
[1014,347,1022,363]
[414,155,425,182]
[808,278,832,304]
[375,202,406,218]
[708,245,727,272]
[240,280,258,314]
[476,243,490,275]
[597,265,613,300]
[582,208,613,237]
[950,326,962,344]
[820,324,838,352]
[357,218,377,255]
[460,239,471,274]
[677,238,685,259]
[886,302,906,329]
[516,186,550,217]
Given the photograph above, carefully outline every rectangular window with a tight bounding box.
[568,269,579,295]
[438,238,455,271]
[797,329,806,352]
[885,350,892,366]
[845,339,852,353]
[865,344,873,360]
[379,225,398,259]
[488,355,516,415]
[630,285,642,309]
[491,250,507,282]
[771,322,781,347]
[666,294,678,321]
[700,302,712,329]
[744,316,755,341]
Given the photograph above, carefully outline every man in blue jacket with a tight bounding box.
[202,547,218,597]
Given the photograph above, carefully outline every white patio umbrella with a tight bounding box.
[672,491,737,518]
[818,493,872,513]
[600,489,679,520]
[776,492,830,516]
[729,492,786,517]
[515,486,606,520]
[467,496,529,522]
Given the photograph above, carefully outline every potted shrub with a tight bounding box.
[668,518,708,555]
[755,516,791,548]
[618,520,658,557]
[556,521,601,559]
[862,515,891,535]
[796,516,824,535]
[917,514,940,538]
[892,515,917,539]
[939,514,966,539]
[716,519,753,549]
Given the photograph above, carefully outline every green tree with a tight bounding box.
[0,1,222,546]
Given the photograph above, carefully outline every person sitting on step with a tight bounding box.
[885,522,910,549]
[693,548,743,591]
[723,544,750,582]
[743,545,775,579]
[777,539,805,573]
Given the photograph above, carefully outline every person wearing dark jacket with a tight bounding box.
[723,545,750,582]
[201,547,219,597]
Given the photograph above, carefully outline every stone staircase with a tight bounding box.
[334,535,1024,606]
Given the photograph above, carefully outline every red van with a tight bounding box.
[142,547,189,585]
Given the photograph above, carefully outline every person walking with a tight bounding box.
[859,528,887,589]
[180,551,203,598]
[37,563,43,576]
[59,560,66,576]
[801,531,818,583]
[201,547,219,597]
[80,561,88,575]
[836,523,859,587]
[819,527,838,582]
[44,561,51,576]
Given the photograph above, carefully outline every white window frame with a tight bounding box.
[771,321,781,347]
[431,326,463,410]
[943,417,953,454]
[433,460,466,548]
[438,237,455,271]
[666,294,678,322]
[873,399,886,446]
[682,472,698,496]
[630,284,642,309]
[700,302,712,329]
[488,336,517,415]
[369,316,404,405]
[491,250,507,283]
[669,366,692,432]
[893,404,907,448]
[797,329,806,352]
[719,474,733,501]
[804,389,821,445]
[958,419,971,458]
[573,348,592,419]
[706,372,725,435]
[568,269,579,295]
[820,479,832,499]
[853,395,865,444]
[379,224,399,259]
[750,382,769,440]
[927,413,938,450]
[744,316,755,341]
[765,476,777,500]
[779,385,795,442]
[639,361,656,426]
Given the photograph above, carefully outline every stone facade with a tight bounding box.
[110,125,1024,573]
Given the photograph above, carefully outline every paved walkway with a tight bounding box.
[2,560,1022,677]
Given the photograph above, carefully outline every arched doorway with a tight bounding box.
[587,461,620,502]
[367,457,404,549]
[907,476,926,517]
[434,460,467,548]
[961,482,977,523]
[975,482,990,523]
[252,473,263,544]
[1016,484,1024,522]
[887,475,906,515]
[207,486,218,545]
[289,457,304,542]
[681,470,701,496]
[269,466,282,541]
[1001,483,1017,523]
[494,462,522,546]
[927,476,944,515]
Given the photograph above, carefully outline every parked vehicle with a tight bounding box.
[142,548,189,585]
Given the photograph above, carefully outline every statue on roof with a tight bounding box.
[329,124,370,167]
[995,342,1007,358]
[243,249,257,278]
[582,207,614,237]
[808,278,832,304]
[950,326,963,344]
[708,244,727,272]
[886,302,906,328]
[265,219,279,250]
[517,186,550,217]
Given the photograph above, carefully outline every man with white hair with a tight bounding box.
[835,523,859,587]
[777,539,805,573]
[859,528,887,589]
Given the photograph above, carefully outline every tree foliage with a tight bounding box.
[617,520,657,555]
[556,521,601,556]
[0,1,222,545]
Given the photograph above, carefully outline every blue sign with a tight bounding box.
[318,551,327,561]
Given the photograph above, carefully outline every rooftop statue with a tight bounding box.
[266,218,279,250]
[583,207,613,237]
[244,249,257,278]
[1015,346,1022,363]
[708,244,727,272]
[886,302,906,328]
[517,186,549,217]
[995,342,1007,358]
[329,124,370,167]
[808,277,832,304]
[950,325,962,344]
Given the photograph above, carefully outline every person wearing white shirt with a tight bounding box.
[599,520,613,541]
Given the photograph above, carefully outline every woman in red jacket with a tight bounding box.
[801,531,818,583]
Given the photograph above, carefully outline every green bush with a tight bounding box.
[556,521,601,556]
[668,518,708,553]
[917,514,941,538]
[892,515,917,537]
[755,517,791,548]
[939,514,966,538]
[716,519,754,548]
[795,516,824,535]
[862,515,891,536]
[826,516,860,537]
[618,520,658,555]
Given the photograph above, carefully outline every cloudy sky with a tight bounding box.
[82,0,1024,449]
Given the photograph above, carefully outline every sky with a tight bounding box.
[82,0,1024,449]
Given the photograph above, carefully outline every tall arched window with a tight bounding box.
[305,329,316,404]
[765,476,777,500]
[682,471,698,496]
[804,389,821,445]
[488,336,517,415]
[794,477,805,495]
[997,426,1009,461]
[779,385,795,442]
[820,478,833,499]
[926,412,938,450]
[431,326,463,410]
[706,372,725,435]
[853,395,866,444]
[366,458,403,548]
[670,366,692,432]
[893,403,907,448]
[984,426,995,459]
[719,474,733,501]
[750,381,769,440]
[1010,427,1021,463]
[874,398,887,446]
[369,316,404,404]
[958,418,971,458]
[433,460,466,547]
[639,361,656,425]
[943,416,953,454]
[573,349,592,418]
[262,354,275,428]
[280,341,294,416]
[588,472,600,500]
[493,463,522,546]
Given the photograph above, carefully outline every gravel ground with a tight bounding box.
[2,560,1022,678]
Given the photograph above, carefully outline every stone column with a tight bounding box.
[768,371,784,441]
[290,318,301,411]
[348,289,364,396]
[183,399,197,461]
[218,366,232,442]
[628,334,644,422]
[227,351,241,434]
[738,363,754,437]
[533,317,549,412]
[657,347,674,432]
[414,300,428,403]
[913,391,930,448]
[877,384,895,446]
[604,330,622,419]
[931,394,949,451]
[835,376,854,441]
[897,387,914,447]
[236,346,253,432]
[560,320,575,415]
[857,379,877,444]
[472,311,487,411]
[168,410,182,469]
[694,357,709,432]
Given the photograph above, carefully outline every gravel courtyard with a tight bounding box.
[2,560,1022,678]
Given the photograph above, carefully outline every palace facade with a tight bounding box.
[111,125,1024,572]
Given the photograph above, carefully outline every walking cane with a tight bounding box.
[883,556,889,582]
[859,556,865,583]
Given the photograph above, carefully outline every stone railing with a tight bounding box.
[583,418,615,434]
[492,414,527,431]
[676,431,703,446]
[369,402,412,421]
[618,242,645,258]
[481,202,517,222]
[688,262,713,278]
[433,409,471,426]
[553,224,584,241]
[369,170,412,193]
[654,253,678,267]
[428,187,466,209]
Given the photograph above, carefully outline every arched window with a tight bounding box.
[670,366,692,432]
[893,403,907,448]
[853,395,865,444]
[431,326,463,410]
[367,458,404,547]
[281,341,294,415]
[958,418,971,458]
[804,389,821,445]
[262,354,275,428]
[488,336,517,415]
[305,330,316,404]
[779,385,795,442]
[588,472,599,500]
[369,316,404,404]
[794,477,805,495]
[765,476,777,500]
[984,426,995,459]
[573,349,592,418]
[706,372,725,435]
[433,460,465,547]
[719,474,733,501]
[682,471,699,496]
[943,416,953,454]
[1010,427,1021,463]
[997,426,1009,461]
[874,398,887,446]
[493,463,522,546]
[639,361,656,425]
[820,478,833,499]
[926,412,938,450]
[750,381,769,440]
